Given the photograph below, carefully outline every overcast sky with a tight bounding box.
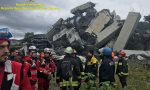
[0,0,150,39]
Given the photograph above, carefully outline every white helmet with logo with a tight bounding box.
[29,46,36,50]
[44,48,51,53]
[64,47,73,54]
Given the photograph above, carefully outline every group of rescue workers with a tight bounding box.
[0,30,128,90]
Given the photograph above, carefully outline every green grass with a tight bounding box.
[125,62,150,90]
[80,61,150,90]
[50,61,150,90]
[114,62,150,90]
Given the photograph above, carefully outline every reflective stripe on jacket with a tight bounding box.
[60,78,78,87]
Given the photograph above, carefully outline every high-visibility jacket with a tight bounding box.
[36,60,51,90]
[90,55,98,64]
[0,60,32,90]
[56,55,81,87]
[116,57,129,76]
[20,62,32,90]
[85,55,98,76]
[30,68,38,82]
[30,67,37,90]
[49,59,56,73]
[59,78,79,87]
[36,60,51,79]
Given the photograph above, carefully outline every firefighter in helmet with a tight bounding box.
[56,47,80,90]
[85,50,98,77]
[116,50,128,88]
[99,47,115,87]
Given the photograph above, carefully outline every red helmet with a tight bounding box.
[23,56,32,62]
[120,50,126,57]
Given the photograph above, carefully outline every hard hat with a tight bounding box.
[64,47,73,54]
[0,28,12,39]
[120,50,126,57]
[103,47,112,56]
[29,46,36,50]
[44,48,50,53]
[0,28,12,43]
[98,48,103,54]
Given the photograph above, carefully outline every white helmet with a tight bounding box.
[44,48,50,53]
[29,46,36,50]
[64,47,73,54]
[98,48,103,54]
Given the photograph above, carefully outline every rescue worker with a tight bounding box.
[36,52,51,90]
[116,50,128,88]
[72,49,84,75]
[49,51,57,78]
[98,48,104,59]
[9,49,19,61]
[50,51,57,64]
[112,51,115,61]
[56,47,80,90]
[23,56,38,90]
[98,48,104,61]
[22,56,32,90]
[85,50,98,77]
[28,46,38,62]
[30,61,38,90]
[9,49,22,63]
[72,49,84,89]
[0,29,31,90]
[44,48,51,64]
[99,47,115,87]
[44,48,56,78]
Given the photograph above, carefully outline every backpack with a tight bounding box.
[61,59,73,80]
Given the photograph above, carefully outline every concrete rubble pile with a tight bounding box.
[46,2,141,53]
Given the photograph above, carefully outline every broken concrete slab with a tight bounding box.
[53,28,83,44]
[67,29,82,44]
[105,39,116,48]
[53,28,69,41]
[46,2,143,53]
[71,2,95,15]
[96,21,122,48]
[113,12,141,51]
[111,10,121,21]
[86,9,112,34]
[46,18,64,41]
